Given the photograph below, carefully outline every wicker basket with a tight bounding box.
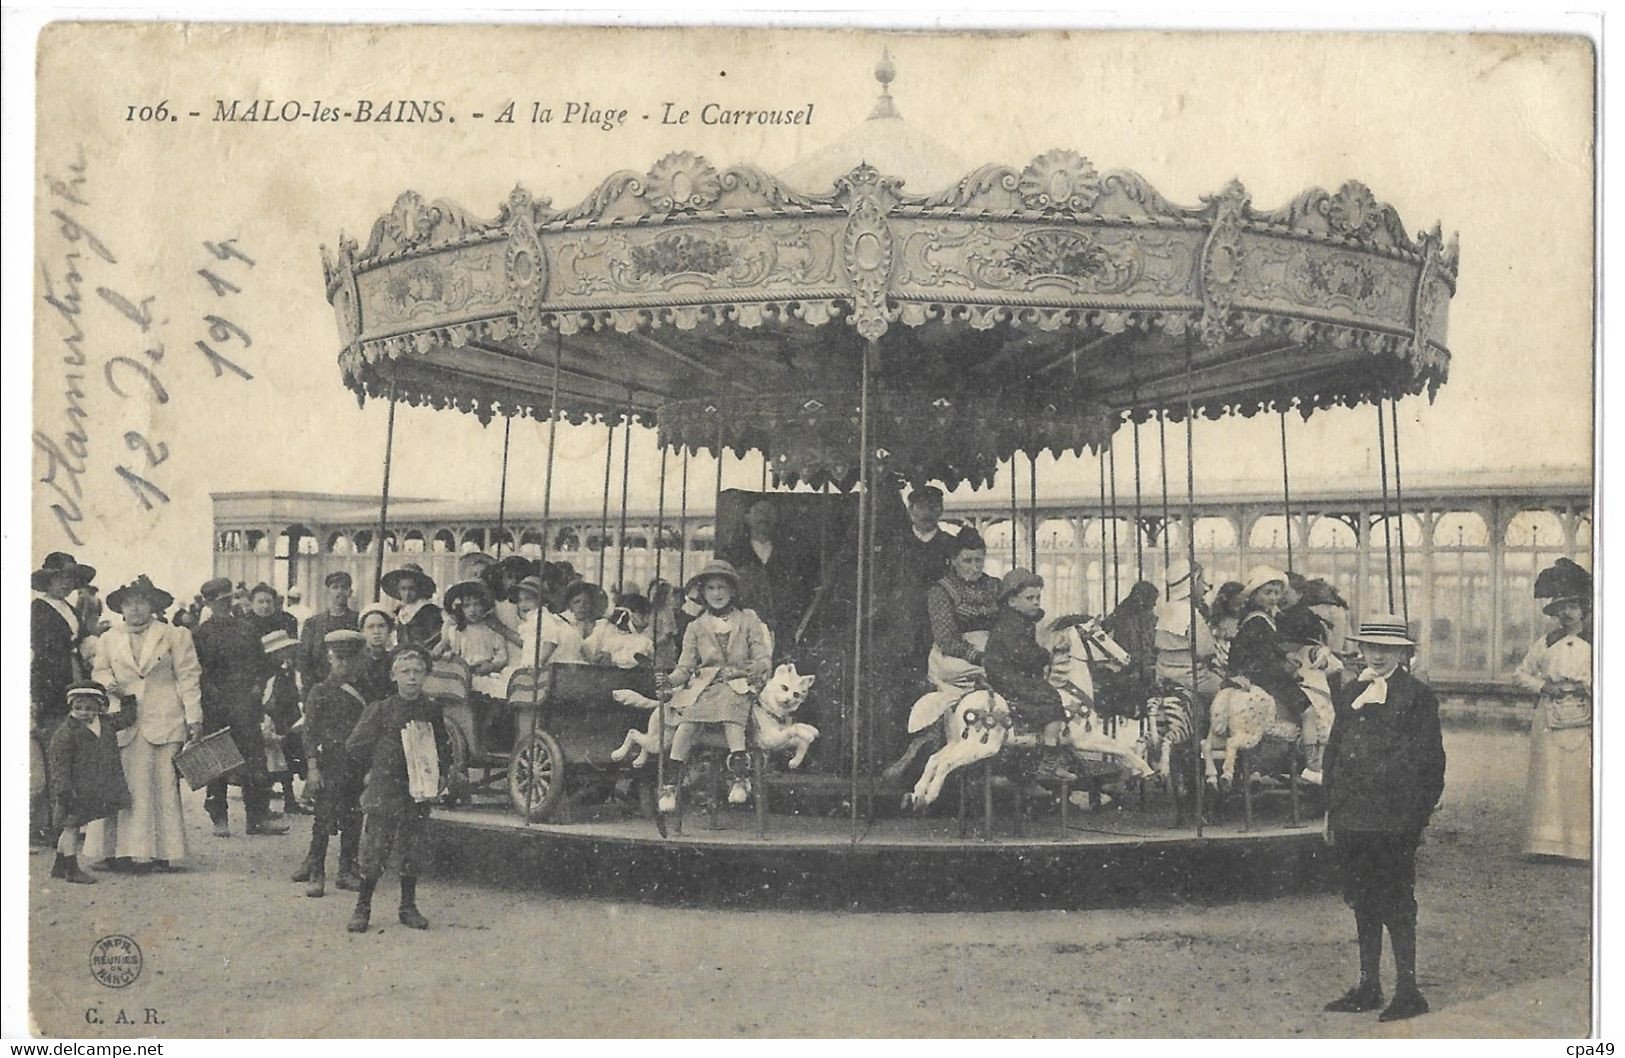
[175,729,245,790]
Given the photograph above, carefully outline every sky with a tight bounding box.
[28,26,1595,597]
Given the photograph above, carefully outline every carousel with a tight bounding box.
[318,57,1458,908]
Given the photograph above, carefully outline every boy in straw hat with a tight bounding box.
[48,682,134,884]
[259,630,307,816]
[1322,613,1445,1023]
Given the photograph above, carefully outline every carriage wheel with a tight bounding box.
[444,724,473,806]
[507,730,566,821]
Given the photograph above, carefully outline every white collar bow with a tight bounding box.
[1349,667,1397,711]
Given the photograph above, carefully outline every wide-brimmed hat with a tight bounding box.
[444,579,495,612]
[1346,613,1417,648]
[999,567,1044,601]
[459,551,497,573]
[686,560,741,593]
[107,574,175,614]
[260,630,298,655]
[32,551,96,591]
[1535,558,1592,615]
[1242,564,1289,599]
[380,563,437,600]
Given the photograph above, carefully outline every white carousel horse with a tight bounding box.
[905,617,1156,808]
[609,663,819,769]
[1204,648,1337,787]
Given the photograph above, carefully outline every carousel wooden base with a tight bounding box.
[425,784,1337,910]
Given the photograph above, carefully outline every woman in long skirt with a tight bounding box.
[83,576,204,871]
[1515,559,1592,862]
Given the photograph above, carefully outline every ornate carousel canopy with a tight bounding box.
[321,60,1459,489]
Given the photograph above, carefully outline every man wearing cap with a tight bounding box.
[32,552,97,732]
[1322,614,1445,1023]
[194,576,287,837]
[298,571,359,691]
[292,629,371,897]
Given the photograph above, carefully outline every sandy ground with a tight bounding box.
[26,726,1591,1038]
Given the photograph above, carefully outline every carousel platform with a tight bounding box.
[425,783,1336,910]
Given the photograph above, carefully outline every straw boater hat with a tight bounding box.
[1242,564,1290,599]
[380,562,437,600]
[107,574,175,614]
[686,560,741,593]
[999,567,1044,600]
[323,629,366,655]
[32,551,96,591]
[1534,558,1592,616]
[1346,613,1417,648]
[260,630,298,655]
[65,681,110,708]
[444,578,495,612]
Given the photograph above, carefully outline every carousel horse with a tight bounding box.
[904,616,1157,808]
[609,663,819,769]
[1204,649,1336,789]
[1139,687,1207,825]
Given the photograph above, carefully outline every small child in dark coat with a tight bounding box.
[343,643,451,933]
[48,682,134,884]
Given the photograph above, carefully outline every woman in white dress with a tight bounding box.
[1514,559,1593,862]
[83,575,204,872]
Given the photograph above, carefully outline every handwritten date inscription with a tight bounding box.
[34,145,259,549]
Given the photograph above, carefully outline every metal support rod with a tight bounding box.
[1159,412,1172,596]
[1132,412,1145,581]
[678,448,690,588]
[1108,440,1121,604]
[597,419,615,584]
[851,340,874,842]
[1009,458,1020,569]
[525,332,564,827]
[1280,409,1294,572]
[714,420,724,551]
[494,415,512,558]
[1184,346,1204,839]
[1376,401,1397,612]
[1098,451,1110,613]
[371,383,398,602]
[652,440,669,828]
[762,452,769,492]
[1029,452,1039,572]
[1390,396,1412,625]
[615,397,634,592]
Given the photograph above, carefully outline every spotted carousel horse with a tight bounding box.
[1204,647,1337,790]
[609,663,820,769]
[903,616,1157,809]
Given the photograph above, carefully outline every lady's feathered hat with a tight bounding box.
[107,574,175,614]
[1535,558,1592,615]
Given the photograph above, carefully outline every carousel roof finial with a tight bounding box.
[870,47,899,120]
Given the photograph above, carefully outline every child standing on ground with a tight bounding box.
[343,643,451,932]
[657,561,772,813]
[1322,614,1446,1023]
[260,631,307,815]
[48,682,134,884]
[293,630,370,898]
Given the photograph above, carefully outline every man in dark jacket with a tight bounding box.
[194,577,287,837]
[720,499,821,660]
[31,552,96,731]
[297,572,359,691]
[1322,614,1446,1023]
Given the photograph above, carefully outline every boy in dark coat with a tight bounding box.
[47,682,134,884]
[984,568,1065,731]
[1322,614,1447,1023]
[344,643,452,933]
[292,630,369,897]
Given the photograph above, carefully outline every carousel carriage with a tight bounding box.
[320,56,1457,839]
